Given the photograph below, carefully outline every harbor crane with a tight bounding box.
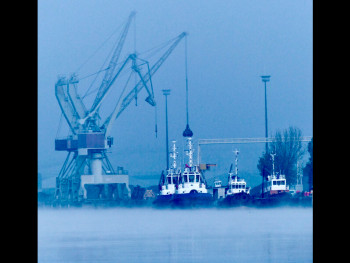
[54,12,187,205]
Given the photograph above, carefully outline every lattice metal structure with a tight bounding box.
[197,136,312,166]
[54,12,187,206]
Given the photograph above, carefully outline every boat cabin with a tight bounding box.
[226,175,250,195]
[262,153,290,195]
[263,174,289,195]
[214,180,222,188]
[225,149,250,196]
[176,166,208,194]
[166,172,179,185]
[160,168,180,195]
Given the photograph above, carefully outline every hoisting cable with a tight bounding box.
[182,33,193,138]
[185,34,189,126]
[155,105,158,138]
[82,60,132,99]
[135,56,157,137]
[74,21,125,74]
[109,69,134,121]
[117,70,134,109]
[81,67,110,99]
[79,67,109,82]
[134,65,137,106]
[82,37,119,99]
[80,17,129,99]
[138,36,178,60]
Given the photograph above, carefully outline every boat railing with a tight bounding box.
[229,180,246,184]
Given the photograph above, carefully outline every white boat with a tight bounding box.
[226,149,250,196]
[263,153,289,196]
[172,137,213,206]
[219,149,252,207]
[159,141,181,196]
[154,141,181,205]
[176,137,208,194]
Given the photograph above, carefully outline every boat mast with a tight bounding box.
[270,153,276,176]
[233,149,239,177]
[186,137,194,168]
[170,140,178,169]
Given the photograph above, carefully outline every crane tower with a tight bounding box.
[54,12,187,206]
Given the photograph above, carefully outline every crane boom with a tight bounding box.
[54,12,187,205]
[103,54,154,137]
[115,32,187,121]
[55,77,80,135]
[80,54,135,124]
[91,11,136,111]
[67,74,88,120]
[131,59,156,106]
[101,32,187,137]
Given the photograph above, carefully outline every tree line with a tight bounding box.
[257,126,313,191]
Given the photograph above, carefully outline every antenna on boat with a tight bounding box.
[270,152,276,176]
[185,137,194,168]
[170,140,178,169]
[233,149,239,176]
[182,33,193,138]
[228,163,233,181]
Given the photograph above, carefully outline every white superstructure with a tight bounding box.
[176,137,208,194]
[226,149,250,195]
[263,153,289,195]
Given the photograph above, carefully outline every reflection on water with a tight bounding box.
[38,207,312,263]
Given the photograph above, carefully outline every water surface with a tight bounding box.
[38,207,312,263]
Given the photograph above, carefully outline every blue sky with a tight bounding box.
[38,0,312,187]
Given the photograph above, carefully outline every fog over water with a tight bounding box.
[38,207,312,263]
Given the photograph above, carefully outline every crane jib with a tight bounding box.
[116,32,187,120]
[91,11,136,110]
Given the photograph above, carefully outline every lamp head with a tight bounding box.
[261,75,271,83]
[162,89,171,96]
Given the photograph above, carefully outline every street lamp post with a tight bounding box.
[261,75,270,198]
[162,89,171,170]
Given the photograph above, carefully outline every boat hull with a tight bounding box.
[152,194,174,207]
[171,192,213,207]
[219,192,253,207]
[252,192,312,207]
